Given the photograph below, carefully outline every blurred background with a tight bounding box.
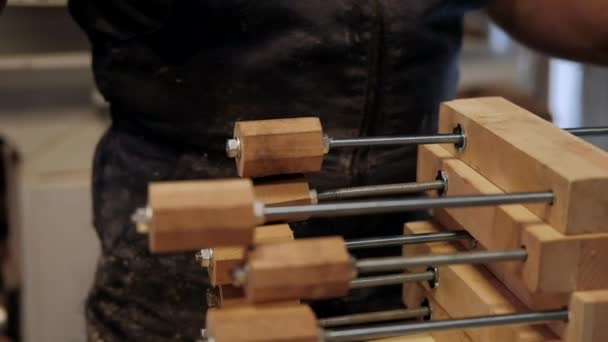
[0,2,606,342]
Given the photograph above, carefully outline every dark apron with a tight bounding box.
[69,1,484,340]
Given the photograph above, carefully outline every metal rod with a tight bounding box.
[319,308,430,328]
[316,180,445,202]
[349,271,435,289]
[565,126,608,136]
[355,249,528,274]
[322,309,568,341]
[345,231,471,250]
[262,192,554,220]
[327,134,463,149]
[324,126,606,151]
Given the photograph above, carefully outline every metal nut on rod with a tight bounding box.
[323,134,332,154]
[421,298,433,321]
[427,267,439,289]
[206,286,221,308]
[196,248,214,268]
[225,138,241,159]
[453,124,467,153]
[435,170,449,196]
[131,206,153,233]
[231,266,249,287]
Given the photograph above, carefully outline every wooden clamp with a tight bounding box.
[403,221,558,342]
[404,221,608,342]
[417,144,608,298]
[438,97,608,235]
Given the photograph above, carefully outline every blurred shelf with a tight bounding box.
[0,52,89,71]
[7,0,66,7]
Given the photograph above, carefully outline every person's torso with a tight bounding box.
[71,0,483,188]
[69,2,484,340]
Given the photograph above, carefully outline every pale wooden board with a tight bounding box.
[438,97,608,235]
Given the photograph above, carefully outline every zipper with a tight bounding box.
[350,0,386,185]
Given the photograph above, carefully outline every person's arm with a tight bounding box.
[487,0,608,65]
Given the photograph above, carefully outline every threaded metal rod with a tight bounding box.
[318,308,431,328]
[345,231,471,250]
[356,249,528,274]
[349,271,435,289]
[322,309,568,341]
[565,126,608,136]
[227,126,605,159]
[316,180,445,202]
[262,192,554,220]
[324,126,607,151]
[327,134,463,149]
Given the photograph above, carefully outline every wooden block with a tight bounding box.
[206,304,319,342]
[148,179,260,252]
[405,220,568,310]
[254,175,314,222]
[565,290,608,342]
[371,333,438,342]
[403,221,558,342]
[234,117,325,178]
[438,97,608,235]
[217,285,300,309]
[418,144,608,295]
[522,227,608,293]
[422,290,474,342]
[418,144,533,252]
[402,274,474,342]
[254,176,314,206]
[211,224,294,286]
[218,285,246,308]
[244,237,353,303]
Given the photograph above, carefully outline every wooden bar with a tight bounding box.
[403,221,558,342]
[234,117,325,178]
[206,305,319,342]
[149,176,311,253]
[417,144,608,295]
[148,179,259,252]
[244,237,353,303]
[438,97,608,235]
